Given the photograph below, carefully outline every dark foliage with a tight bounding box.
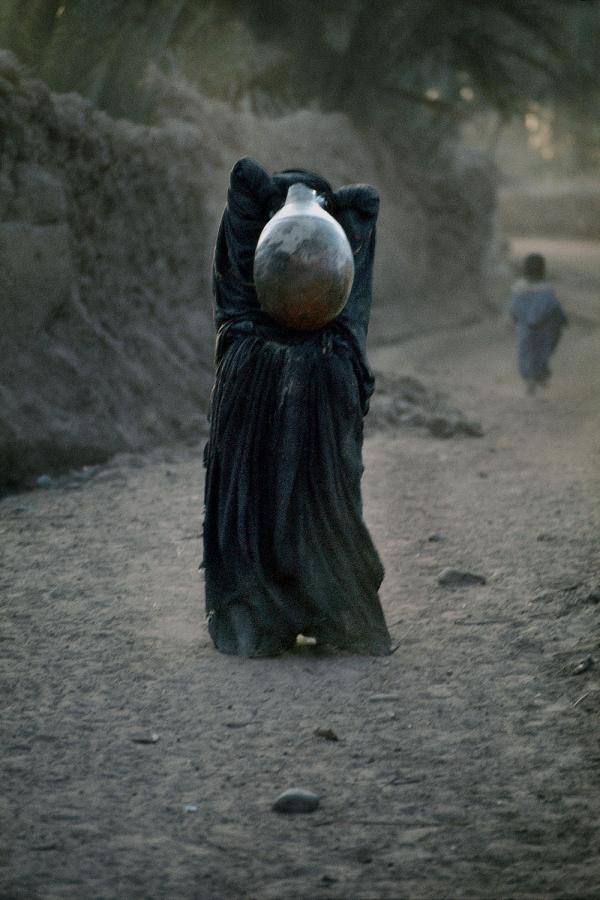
[1,0,598,163]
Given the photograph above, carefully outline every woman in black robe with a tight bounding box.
[202,157,391,657]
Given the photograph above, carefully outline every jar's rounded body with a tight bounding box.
[253,183,354,331]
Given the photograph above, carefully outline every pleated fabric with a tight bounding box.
[202,157,391,656]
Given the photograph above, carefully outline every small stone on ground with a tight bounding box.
[272,788,320,814]
[438,567,487,587]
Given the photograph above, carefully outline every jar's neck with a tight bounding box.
[285,183,318,205]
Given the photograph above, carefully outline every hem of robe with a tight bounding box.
[207,605,392,658]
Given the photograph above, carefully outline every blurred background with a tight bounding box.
[1,0,599,486]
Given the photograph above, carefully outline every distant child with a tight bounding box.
[511,253,567,394]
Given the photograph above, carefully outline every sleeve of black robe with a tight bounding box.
[334,184,380,358]
[213,157,280,329]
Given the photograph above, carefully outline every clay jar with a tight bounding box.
[253,183,354,331]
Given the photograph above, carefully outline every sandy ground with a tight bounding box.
[1,238,599,899]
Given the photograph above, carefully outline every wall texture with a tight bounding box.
[0,53,500,485]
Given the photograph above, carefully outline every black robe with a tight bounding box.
[202,157,391,656]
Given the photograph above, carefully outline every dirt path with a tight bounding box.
[2,238,599,899]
